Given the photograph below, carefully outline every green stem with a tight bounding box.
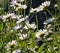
[21,9,22,15]
[30,0,32,9]
[35,13,38,31]
[8,0,10,12]
[44,12,48,18]
[3,0,5,14]
[24,9,26,17]
[29,0,32,16]
[25,0,26,4]
[54,19,60,53]
[18,10,20,15]
[55,8,57,17]
[47,10,54,18]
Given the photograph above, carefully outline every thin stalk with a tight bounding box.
[24,9,26,17]
[18,10,20,15]
[25,0,26,4]
[47,9,59,53]
[0,22,4,53]
[47,10,54,18]
[21,9,23,15]
[19,10,21,15]
[54,8,60,31]
[44,12,48,29]
[29,0,32,16]
[8,0,10,12]
[53,20,60,53]
[55,8,57,17]
[55,18,60,31]
[35,13,38,31]
[30,0,32,9]
[51,17,59,53]
[3,0,5,14]
[24,0,26,17]
[44,12,48,18]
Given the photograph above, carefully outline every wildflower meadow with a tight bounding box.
[0,0,60,53]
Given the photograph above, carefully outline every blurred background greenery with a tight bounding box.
[0,0,4,7]
[0,0,60,7]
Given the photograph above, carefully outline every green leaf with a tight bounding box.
[38,46,44,53]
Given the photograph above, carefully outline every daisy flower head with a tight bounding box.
[30,8,37,13]
[36,1,51,12]
[5,40,17,50]
[18,33,28,40]
[42,1,51,7]
[35,29,47,39]
[12,49,21,53]
[54,4,58,8]
[16,0,25,3]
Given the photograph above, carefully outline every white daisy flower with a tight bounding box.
[36,5,44,12]
[36,29,47,38]
[47,38,53,42]
[16,16,29,24]
[18,33,28,40]
[30,1,50,13]
[37,1,50,12]
[12,49,21,53]
[47,24,51,29]
[10,0,17,7]
[53,47,58,50]
[28,23,36,29]
[54,4,58,8]
[24,21,36,30]
[10,0,27,11]
[5,40,17,50]
[16,0,25,2]
[2,15,8,21]
[48,30,53,34]
[23,25,28,29]
[30,8,37,13]
[42,1,50,7]
[43,18,55,24]
[22,4,27,9]
[13,24,23,30]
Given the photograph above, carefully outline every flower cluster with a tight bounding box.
[10,0,27,11]
[0,13,23,22]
